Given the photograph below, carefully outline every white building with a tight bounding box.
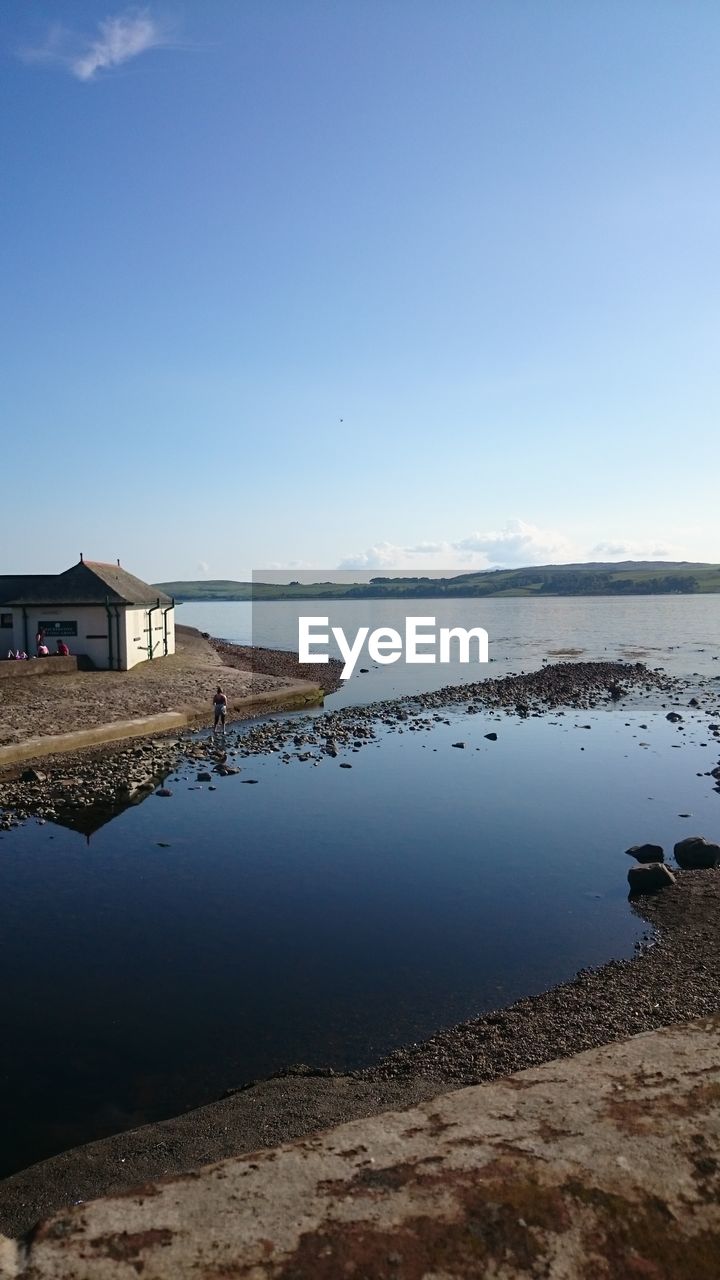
[0,559,175,670]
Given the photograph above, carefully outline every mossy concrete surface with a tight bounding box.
[1,1017,718,1278]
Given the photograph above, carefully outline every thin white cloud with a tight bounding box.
[589,541,673,561]
[338,543,415,572]
[454,519,573,567]
[338,521,687,573]
[20,9,171,81]
[339,521,576,572]
[74,12,166,81]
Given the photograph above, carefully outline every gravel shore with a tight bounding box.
[207,634,345,693]
[365,864,719,1085]
[3,658,709,831]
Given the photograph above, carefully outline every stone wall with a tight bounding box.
[0,656,78,681]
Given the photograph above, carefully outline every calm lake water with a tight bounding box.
[178,594,720,704]
[0,595,718,1176]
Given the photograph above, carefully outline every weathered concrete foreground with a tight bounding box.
[1,1019,718,1278]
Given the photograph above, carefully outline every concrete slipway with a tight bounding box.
[0,1017,718,1278]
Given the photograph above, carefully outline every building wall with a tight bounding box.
[121,604,175,670]
[1,605,111,668]
[1,603,175,670]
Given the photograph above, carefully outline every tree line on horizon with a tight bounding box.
[156,562,720,601]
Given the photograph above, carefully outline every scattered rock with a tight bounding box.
[451,742,466,749]
[625,843,664,863]
[0,660,684,835]
[197,772,212,782]
[627,863,676,893]
[484,732,498,741]
[155,788,173,798]
[666,712,683,722]
[673,836,720,869]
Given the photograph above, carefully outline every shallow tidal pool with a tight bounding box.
[0,694,718,1176]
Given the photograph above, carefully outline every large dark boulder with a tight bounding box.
[673,836,720,869]
[628,863,675,893]
[625,843,664,863]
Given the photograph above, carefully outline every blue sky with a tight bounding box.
[2,1,719,581]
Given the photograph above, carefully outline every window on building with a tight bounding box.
[0,613,12,629]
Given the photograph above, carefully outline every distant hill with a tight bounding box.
[156,561,720,601]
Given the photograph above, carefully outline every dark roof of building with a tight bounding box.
[0,577,48,605]
[0,562,173,607]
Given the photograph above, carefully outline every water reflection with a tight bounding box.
[50,794,152,840]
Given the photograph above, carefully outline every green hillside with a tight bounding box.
[156,562,720,602]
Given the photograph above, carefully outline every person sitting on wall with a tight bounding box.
[56,639,70,656]
[38,643,50,656]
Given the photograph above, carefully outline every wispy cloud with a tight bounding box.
[73,11,167,81]
[20,9,171,81]
[589,541,672,561]
[338,521,681,572]
[454,519,572,568]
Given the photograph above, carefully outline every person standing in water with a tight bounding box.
[212,686,228,736]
